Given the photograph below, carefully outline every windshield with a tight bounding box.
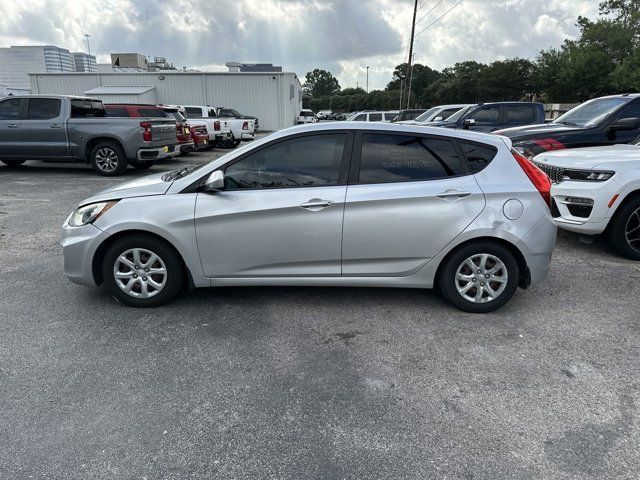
[554,97,631,127]
[444,105,474,124]
[414,107,440,122]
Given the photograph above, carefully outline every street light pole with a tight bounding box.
[366,66,369,93]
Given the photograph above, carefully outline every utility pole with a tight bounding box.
[366,66,370,93]
[407,53,416,108]
[84,33,91,56]
[404,0,419,109]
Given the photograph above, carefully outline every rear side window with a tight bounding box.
[358,134,465,184]
[138,108,169,117]
[71,100,105,118]
[0,98,22,120]
[27,98,61,120]
[185,107,202,118]
[369,113,382,122]
[384,113,396,121]
[459,141,497,173]
[505,105,535,123]
[105,107,130,117]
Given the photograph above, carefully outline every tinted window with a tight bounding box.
[384,113,397,121]
[440,108,461,120]
[358,134,465,184]
[0,98,22,120]
[219,109,234,117]
[616,100,640,120]
[354,114,366,121]
[225,134,345,189]
[369,113,383,122]
[105,107,130,117]
[138,108,168,117]
[460,141,497,173]
[505,105,534,123]
[26,98,61,120]
[71,100,105,118]
[185,107,202,118]
[469,106,499,125]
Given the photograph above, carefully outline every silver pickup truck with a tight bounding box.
[0,95,178,176]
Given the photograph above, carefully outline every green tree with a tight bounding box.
[303,69,341,98]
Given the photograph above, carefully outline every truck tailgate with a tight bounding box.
[148,119,178,143]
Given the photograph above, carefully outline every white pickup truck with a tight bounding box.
[182,106,233,148]
[184,105,255,148]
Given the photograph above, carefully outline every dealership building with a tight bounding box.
[29,71,303,131]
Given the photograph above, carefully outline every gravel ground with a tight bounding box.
[0,148,639,479]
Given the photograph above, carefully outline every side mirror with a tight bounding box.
[463,118,476,129]
[608,117,640,132]
[433,116,443,122]
[203,170,224,191]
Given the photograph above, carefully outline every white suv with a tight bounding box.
[533,142,640,259]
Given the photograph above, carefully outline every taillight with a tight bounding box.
[176,122,183,134]
[140,121,152,142]
[214,121,220,131]
[512,149,551,207]
[242,121,249,130]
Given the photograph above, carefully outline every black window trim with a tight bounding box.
[349,130,472,186]
[183,130,355,193]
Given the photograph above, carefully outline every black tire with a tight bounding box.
[179,146,193,156]
[90,141,127,176]
[102,234,185,307]
[438,241,520,313]
[128,159,155,170]
[607,196,640,260]
[1,159,26,167]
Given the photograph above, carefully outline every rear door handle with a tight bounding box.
[299,199,335,210]
[7,123,18,128]
[437,190,472,199]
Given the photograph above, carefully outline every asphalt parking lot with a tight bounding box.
[1,147,639,479]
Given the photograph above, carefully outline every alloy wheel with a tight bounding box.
[113,248,167,298]
[95,148,120,173]
[625,207,640,253]
[455,253,508,304]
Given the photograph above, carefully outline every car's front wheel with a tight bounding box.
[102,235,185,307]
[608,196,640,260]
[1,159,26,167]
[438,241,520,313]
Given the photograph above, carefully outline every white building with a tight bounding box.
[0,45,76,91]
[30,71,303,131]
[72,52,97,72]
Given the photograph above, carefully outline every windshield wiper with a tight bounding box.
[554,120,579,126]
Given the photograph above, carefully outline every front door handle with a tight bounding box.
[437,190,472,199]
[299,199,335,211]
[7,123,18,128]
[49,124,63,129]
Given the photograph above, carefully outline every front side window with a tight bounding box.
[384,113,397,121]
[469,106,500,125]
[353,114,366,121]
[369,113,382,122]
[505,105,534,123]
[460,141,497,173]
[614,100,640,121]
[0,98,22,120]
[358,134,465,184]
[27,98,61,120]
[225,134,346,189]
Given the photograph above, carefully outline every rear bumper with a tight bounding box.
[516,215,558,286]
[136,145,176,161]
[241,132,255,141]
[173,142,195,156]
[213,132,232,143]
[60,222,108,287]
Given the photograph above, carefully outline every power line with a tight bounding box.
[415,0,447,25]
[415,0,464,38]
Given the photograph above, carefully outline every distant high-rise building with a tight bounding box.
[0,45,76,91]
[72,52,97,72]
[225,62,283,73]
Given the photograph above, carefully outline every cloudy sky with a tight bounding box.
[0,0,600,90]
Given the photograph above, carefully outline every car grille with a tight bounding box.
[567,204,593,218]
[550,198,561,218]
[534,161,564,184]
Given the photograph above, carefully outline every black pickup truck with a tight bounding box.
[495,94,640,157]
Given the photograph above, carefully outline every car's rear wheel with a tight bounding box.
[608,196,640,260]
[128,159,155,170]
[90,142,127,176]
[438,241,519,313]
[1,159,26,167]
[102,235,185,307]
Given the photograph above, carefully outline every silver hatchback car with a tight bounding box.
[61,123,556,313]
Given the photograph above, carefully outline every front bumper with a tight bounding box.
[137,145,177,161]
[60,222,109,287]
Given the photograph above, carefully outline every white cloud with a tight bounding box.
[0,0,603,89]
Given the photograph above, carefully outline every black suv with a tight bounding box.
[496,94,640,157]
[431,102,546,133]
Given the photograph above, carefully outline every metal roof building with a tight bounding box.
[29,71,303,131]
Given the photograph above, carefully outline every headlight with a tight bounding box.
[67,201,117,227]
[562,170,615,182]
